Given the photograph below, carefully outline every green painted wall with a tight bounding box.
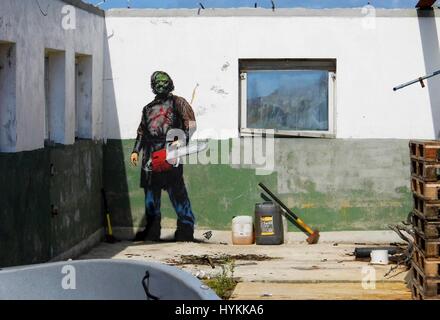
[0,140,103,267]
[103,138,412,232]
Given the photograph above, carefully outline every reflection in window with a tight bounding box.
[246,70,329,131]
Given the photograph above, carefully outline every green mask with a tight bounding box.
[152,72,173,97]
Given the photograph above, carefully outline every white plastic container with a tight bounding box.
[370,250,389,265]
[232,216,254,245]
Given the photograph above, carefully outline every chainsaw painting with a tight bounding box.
[131,71,197,242]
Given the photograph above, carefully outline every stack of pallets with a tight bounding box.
[409,140,440,300]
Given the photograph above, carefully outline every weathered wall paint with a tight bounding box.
[47,51,66,144]
[0,42,16,152]
[75,55,93,139]
[104,9,440,140]
[104,138,411,232]
[0,149,51,266]
[49,141,103,258]
[0,141,103,267]
[0,0,105,152]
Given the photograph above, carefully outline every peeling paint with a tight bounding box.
[35,0,50,17]
[74,209,80,222]
[150,18,173,26]
[196,105,207,117]
[84,152,92,190]
[107,30,115,39]
[0,18,12,31]
[210,85,228,96]
[0,42,16,151]
[221,62,230,71]
[76,55,93,139]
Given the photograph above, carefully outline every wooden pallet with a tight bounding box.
[412,211,440,238]
[414,233,440,258]
[410,140,440,162]
[411,159,440,181]
[413,245,440,277]
[411,279,440,300]
[413,194,440,220]
[411,175,440,200]
[411,262,440,297]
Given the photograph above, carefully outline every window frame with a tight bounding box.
[239,59,337,138]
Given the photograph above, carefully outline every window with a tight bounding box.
[240,59,336,138]
[75,54,93,139]
[44,49,66,144]
[0,41,16,152]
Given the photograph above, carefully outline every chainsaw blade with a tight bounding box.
[166,142,208,161]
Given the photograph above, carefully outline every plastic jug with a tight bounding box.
[232,216,254,245]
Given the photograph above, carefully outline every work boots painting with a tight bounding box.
[174,221,194,242]
[133,216,161,242]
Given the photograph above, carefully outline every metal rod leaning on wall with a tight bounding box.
[258,183,320,244]
[393,69,440,91]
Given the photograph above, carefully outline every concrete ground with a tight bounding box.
[79,229,412,300]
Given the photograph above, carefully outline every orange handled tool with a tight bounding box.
[259,183,320,244]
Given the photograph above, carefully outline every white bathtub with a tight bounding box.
[0,259,220,300]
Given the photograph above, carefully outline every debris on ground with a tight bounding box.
[384,223,414,278]
[235,262,258,266]
[194,270,211,280]
[261,293,273,297]
[354,246,405,263]
[166,254,279,267]
[203,231,213,240]
[291,266,320,270]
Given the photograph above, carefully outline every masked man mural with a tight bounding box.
[131,71,197,242]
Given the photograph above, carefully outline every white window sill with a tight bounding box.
[240,128,336,139]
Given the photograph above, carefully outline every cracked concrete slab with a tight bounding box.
[79,230,409,284]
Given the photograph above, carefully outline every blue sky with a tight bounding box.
[86,0,420,10]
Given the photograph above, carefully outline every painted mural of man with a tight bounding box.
[130,71,197,242]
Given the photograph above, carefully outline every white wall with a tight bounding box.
[0,0,104,152]
[104,9,440,140]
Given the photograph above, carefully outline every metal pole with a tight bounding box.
[393,69,440,91]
